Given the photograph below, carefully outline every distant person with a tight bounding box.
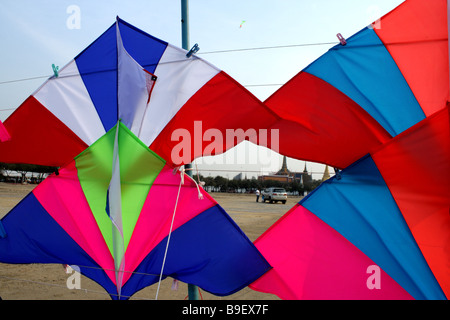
[256,189,260,202]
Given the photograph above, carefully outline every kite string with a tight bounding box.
[155,168,184,300]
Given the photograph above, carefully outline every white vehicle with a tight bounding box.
[262,187,287,204]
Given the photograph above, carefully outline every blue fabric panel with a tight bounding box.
[0,192,118,295]
[117,18,168,72]
[301,155,446,300]
[74,18,168,132]
[0,192,91,264]
[120,204,271,299]
[304,27,425,137]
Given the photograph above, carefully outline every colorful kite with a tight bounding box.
[251,0,449,300]
[264,0,449,170]
[0,18,271,299]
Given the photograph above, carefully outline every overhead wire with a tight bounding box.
[197,41,337,55]
[0,75,50,86]
[0,40,337,89]
[0,40,335,116]
[0,37,445,89]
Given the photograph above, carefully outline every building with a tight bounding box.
[258,156,312,185]
[233,172,243,180]
[258,174,292,183]
[276,156,290,176]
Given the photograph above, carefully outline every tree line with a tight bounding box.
[0,163,322,193]
[193,174,322,194]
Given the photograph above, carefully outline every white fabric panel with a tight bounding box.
[138,44,220,146]
[108,123,125,299]
[33,60,105,145]
[117,23,150,136]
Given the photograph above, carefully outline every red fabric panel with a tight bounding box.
[0,96,88,167]
[372,106,450,299]
[150,71,279,166]
[375,0,449,116]
[265,72,392,169]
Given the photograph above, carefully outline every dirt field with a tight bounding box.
[0,182,300,300]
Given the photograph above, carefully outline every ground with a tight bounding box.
[0,182,300,300]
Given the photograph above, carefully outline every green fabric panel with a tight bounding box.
[75,122,166,255]
[117,123,166,249]
[75,125,115,254]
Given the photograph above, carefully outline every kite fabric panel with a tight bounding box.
[0,122,271,299]
[264,0,449,170]
[0,17,278,168]
[250,105,449,300]
[371,106,450,298]
[250,0,449,300]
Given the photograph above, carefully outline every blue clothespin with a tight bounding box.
[0,220,7,239]
[52,64,59,78]
[186,43,200,58]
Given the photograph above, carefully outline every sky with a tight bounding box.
[0,0,405,179]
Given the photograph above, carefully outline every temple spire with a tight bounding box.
[277,156,290,175]
[322,165,330,181]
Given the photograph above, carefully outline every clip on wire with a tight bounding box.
[186,43,200,58]
[336,33,347,46]
[52,64,59,78]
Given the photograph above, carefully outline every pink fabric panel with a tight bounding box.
[123,165,216,284]
[0,120,11,142]
[250,205,413,300]
[32,161,115,283]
